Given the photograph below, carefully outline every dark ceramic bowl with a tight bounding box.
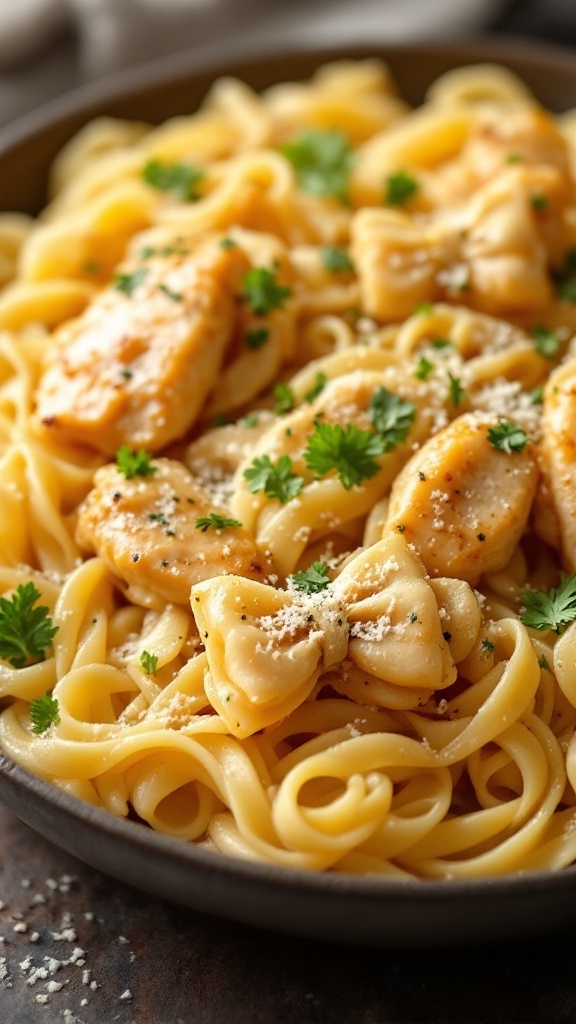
[2,37,576,948]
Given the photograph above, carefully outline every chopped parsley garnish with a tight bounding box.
[195,513,242,532]
[531,195,548,211]
[538,656,550,670]
[414,356,434,380]
[239,413,260,428]
[430,337,453,350]
[113,267,148,297]
[219,237,238,250]
[83,259,100,275]
[506,152,523,164]
[414,302,432,315]
[532,325,560,359]
[282,129,354,202]
[520,575,576,634]
[141,158,204,202]
[367,387,416,450]
[119,368,133,380]
[447,372,466,408]
[29,692,60,734]
[157,282,183,302]
[0,583,58,669]
[245,328,269,350]
[244,455,304,504]
[138,244,189,259]
[116,446,157,479]
[552,249,576,302]
[242,267,292,316]
[304,421,385,490]
[140,651,158,675]
[384,170,419,206]
[291,561,331,594]
[211,413,228,427]
[273,381,296,414]
[529,384,544,406]
[321,247,354,273]
[481,638,495,653]
[487,421,528,454]
[304,371,328,404]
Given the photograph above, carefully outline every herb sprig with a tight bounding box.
[520,576,576,634]
[0,583,58,669]
[195,513,242,532]
[244,455,304,504]
[116,446,157,480]
[282,129,354,202]
[29,692,60,734]
[291,562,331,594]
[142,158,204,202]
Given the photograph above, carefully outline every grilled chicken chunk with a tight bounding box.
[75,458,271,608]
[537,358,576,571]
[385,414,538,583]
[33,237,249,455]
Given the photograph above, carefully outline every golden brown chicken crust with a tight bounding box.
[75,458,272,609]
[32,238,249,455]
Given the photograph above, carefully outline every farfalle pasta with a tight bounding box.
[1,58,576,878]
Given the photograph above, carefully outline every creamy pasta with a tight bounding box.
[1,58,576,878]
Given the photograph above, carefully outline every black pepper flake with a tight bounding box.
[186,497,196,504]
[161,559,169,566]
[443,631,452,642]
[477,533,486,541]
[203,631,209,639]
[112,491,122,502]
[337,618,343,626]
[418,471,426,481]
[41,415,56,427]
[132,553,140,562]
[241,614,247,620]
[307,614,315,622]
[397,524,405,533]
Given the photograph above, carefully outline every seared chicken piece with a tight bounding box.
[75,458,271,609]
[385,414,538,583]
[537,358,576,571]
[33,237,249,455]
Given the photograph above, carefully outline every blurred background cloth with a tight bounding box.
[0,0,576,129]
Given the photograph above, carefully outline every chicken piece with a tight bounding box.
[75,458,271,609]
[384,414,538,583]
[537,358,576,571]
[32,237,249,455]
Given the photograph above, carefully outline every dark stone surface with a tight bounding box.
[0,804,575,1024]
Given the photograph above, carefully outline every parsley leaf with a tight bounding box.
[321,247,354,273]
[243,455,304,504]
[304,372,328,404]
[282,129,354,202]
[113,267,148,297]
[532,325,560,359]
[195,513,242,532]
[291,562,331,594]
[116,446,157,479]
[239,413,260,428]
[552,249,576,302]
[487,421,529,454]
[367,387,416,450]
[273,381,296,414]
[414,356,434,380]
[141,158,204,202]
[531,195,548,212]
[242,267,292,316]
[140,650,159,674]
[29,692,60,734]
[157,283,182,302]
[385,170,419,206]
[245,328,269,350]
[520,575,576,633]
[447,372,466,408]
[304,421,385,489]
[529,384,544,406]
[0,583,58,669]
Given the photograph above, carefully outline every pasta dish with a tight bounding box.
[1,58,576,878]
